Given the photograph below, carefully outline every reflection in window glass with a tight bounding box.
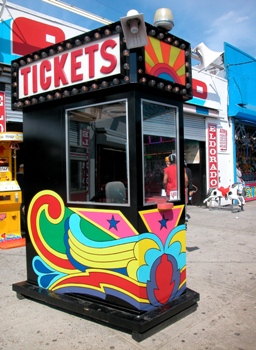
[66,100,129,205]
[142,100,179,204]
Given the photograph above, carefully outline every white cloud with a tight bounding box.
[204,10,255,56]
[236,16,249,23]
[179,3,256,57]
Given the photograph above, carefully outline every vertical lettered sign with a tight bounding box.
[81,128,90,193]
[219,128,227,151]
[208,123,218,188]
[0,92,6,132]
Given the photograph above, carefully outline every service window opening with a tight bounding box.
[66,99,129,205]
[142,99,180,204]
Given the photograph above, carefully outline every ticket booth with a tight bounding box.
[0,132,23,247]
[12,12,199,340]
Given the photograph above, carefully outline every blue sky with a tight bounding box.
[6,0,256,57]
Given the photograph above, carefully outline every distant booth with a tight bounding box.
[12,13,199,340]
[0,132,23,247]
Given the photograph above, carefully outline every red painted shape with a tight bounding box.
[12,17,65,56]
[157,202,174,210]
[192,78,208,99]
[154,254,175,304]
[54,271,148,299]
[218,186,230,197]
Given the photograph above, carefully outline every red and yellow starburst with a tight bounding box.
[145,36,186,85]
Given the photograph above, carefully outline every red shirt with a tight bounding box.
[164,164,177,195]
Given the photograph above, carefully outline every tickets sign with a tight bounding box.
[18,35,121,99]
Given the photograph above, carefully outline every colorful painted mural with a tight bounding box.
[28,190,186,311]
[145,36,186,85]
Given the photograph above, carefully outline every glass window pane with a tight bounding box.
[142,100,179,204]
[66,100,129,205]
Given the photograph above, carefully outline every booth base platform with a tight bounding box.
[12,281,199,342]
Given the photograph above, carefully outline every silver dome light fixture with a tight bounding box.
[153,8,174,31]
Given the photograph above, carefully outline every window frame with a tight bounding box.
[141,98,180,205]
[65,98,130,206]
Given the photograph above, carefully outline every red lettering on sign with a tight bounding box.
[20,66,31,96]
[71,49,83,83]
[192,78,208,99]
[100,39,117,74]
[40,60,51,90]
[208,124,218,188]
[84,44,99,79]
[17,35,121,98]
[32,65,38,93]
[54,53,68,87]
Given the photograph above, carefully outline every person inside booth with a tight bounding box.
[163,153,178,201]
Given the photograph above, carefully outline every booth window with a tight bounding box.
[142,99,179,204]
[66,100,129,205]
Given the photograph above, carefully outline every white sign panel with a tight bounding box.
[18,35,121,98]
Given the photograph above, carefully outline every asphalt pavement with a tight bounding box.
[1,201,256,350]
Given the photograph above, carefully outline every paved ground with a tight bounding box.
[1,201,256,350]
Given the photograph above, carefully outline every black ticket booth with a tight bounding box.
[12,14,199,341]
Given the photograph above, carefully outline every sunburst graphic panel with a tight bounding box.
[145,36,186,85]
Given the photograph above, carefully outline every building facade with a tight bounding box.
[184,66,230,204]
[225,43,256,201]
